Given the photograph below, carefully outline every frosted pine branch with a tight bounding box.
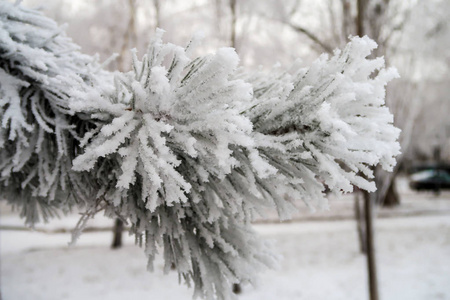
[71,29,282,299]
[244,35,401,211]
[1,3,400,300]
[70,32,400,299]
[0,2,111,224]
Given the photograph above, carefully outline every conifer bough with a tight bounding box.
[0,2,400,300]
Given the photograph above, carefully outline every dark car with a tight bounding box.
[409,169,450,192]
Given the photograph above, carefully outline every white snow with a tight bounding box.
[2,184,450,300]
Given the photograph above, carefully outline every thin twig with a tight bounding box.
[288,23,334,54]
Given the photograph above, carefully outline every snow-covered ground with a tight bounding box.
[2,178,450,300]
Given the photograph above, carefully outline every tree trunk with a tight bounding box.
[382,178,400,207]
[230,0,237,49]
[232,283,242,294]
[111,0,136,250]
[341,0,352,41]
[375,166,401,207]
[356,2,379,299]
[153,0,161,29]
[111,218,124,249]
[356,0,366,37]
[363,191,379,300]
[354,191,367,253]
[117,0,137,72]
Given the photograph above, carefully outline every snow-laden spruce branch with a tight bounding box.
[0,3,400,300]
